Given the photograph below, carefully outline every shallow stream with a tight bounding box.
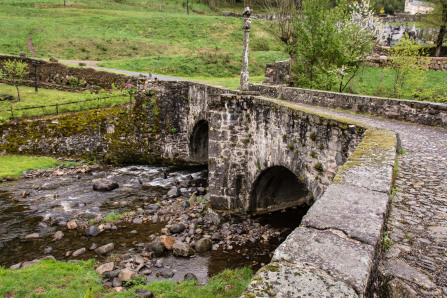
[0,165,308,283]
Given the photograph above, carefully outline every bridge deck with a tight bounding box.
[262,96,447,296]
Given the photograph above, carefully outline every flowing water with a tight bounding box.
[0,165,308,282]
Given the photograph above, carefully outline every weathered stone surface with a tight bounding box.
[24,233,40,239]
[96,262,115,275]
[170,223,185,234]
[302,184,390,246]
[161,235,175,250]
[134,289,153,298]
[92,179,119,191]
[86,225,100,237]
[95,243,114,255]
[53,231,64,240]
[147,240,164,257]
[243,262,358,297]
[272,227,375,294]
[173,241,193,257]
[118,269,136,281]
[67,220,78,230]
[381,259,436,290]
[72,247,86,257]
[167,186,181,197]
[195,238,212,253]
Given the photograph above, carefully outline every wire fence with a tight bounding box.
[0,93,133,122]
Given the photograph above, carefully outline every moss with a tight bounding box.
[314,162,323,173]
[310,132,317,142]
[333,129,397,183]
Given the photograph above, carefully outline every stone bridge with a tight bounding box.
[0,79,446,296]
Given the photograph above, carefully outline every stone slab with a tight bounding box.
[302,184,390,246]
[336,163,394,194]
[242,262,358,297]
[272,227,375,295]
[381,259,436,290]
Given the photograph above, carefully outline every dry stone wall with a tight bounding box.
[249,83,447,127]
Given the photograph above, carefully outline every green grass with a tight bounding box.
[0,259,253,297]
[0,84,130,122]
[0,0,288,80]
[341,65,447,102]
[0,155,59,179]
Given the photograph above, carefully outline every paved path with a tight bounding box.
[264,98,447,297]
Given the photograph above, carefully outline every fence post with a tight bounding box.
[10,106,13,119]
[56,104,59,115]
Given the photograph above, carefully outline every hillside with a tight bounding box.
[0,0,289,80]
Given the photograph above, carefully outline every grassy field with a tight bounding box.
[0,84,130,122]
[0,259,253,297]
[0,155,59,179]
[341,65,447,102]
[0,0,288,79]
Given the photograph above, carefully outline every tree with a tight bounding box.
[263,0,302,51]
[288,0,379,91]
[423,0,447,57]
[388,35,429,98]
[2,60,30,102]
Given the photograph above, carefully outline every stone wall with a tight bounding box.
[249,83,447,127]
[0,81,192,165]
[208,93,365,212]
[0,55,129,90]
[222,11,279,21]
[368,55,447,70]
[243,129,397,296]
[379,14,422,23]
[263,59,291,86]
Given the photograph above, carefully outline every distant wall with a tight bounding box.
[0,55,130,91]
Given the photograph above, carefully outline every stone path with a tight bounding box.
[263,98,447,297]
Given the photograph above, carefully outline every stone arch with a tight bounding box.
[190,120,208,162]
[250,166,309,213]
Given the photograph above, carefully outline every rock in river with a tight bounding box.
[195,238,212,253]
[86,225,101,237]
[173,241,193,257]
[170,223,185,234]
[96,262,115,274]
[92,179,119,191]
[53,231,64,240]
[95,243,114,255]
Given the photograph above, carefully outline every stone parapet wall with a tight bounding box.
[243,129,397,296]
[263,59,291,85]
[0,55,129,90]
[222,11,278,21]
[249,83,447,127]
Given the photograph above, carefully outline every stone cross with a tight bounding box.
[239,7,252,91]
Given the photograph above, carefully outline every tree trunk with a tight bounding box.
[15,85,20,102]
[435,25,446,57]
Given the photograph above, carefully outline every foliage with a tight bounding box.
[340,65,447,102]
[289,0,376,91]
[0,155,59,179]
[0,259,104,297]
[371,0,405,14]
[383,232,392,251]
[1,59,29,102]
[121,268,254,298]
[387,35,430,99]
[0,259,252,298]
[423,0,447,57]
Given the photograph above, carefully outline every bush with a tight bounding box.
[0,93,15,101]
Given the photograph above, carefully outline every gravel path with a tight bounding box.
[265,98,447,297]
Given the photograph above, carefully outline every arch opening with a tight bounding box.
[250,166,309,213]
[190,120,208,163]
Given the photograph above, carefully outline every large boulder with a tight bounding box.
[146,240,165,257]
[173,241,193,257]
[161,236,175,250]
[195,238,212,253]
[167,187,181,197]
[96,262,115,275]
[92,179,119,191]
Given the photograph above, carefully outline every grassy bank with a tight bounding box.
[0,0,287,79]
[0,259,253,297]
[341,65,447,102]
[0,155,59,179]
[0,84,129,121]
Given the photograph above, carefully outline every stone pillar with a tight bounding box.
[239,7,252,91]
